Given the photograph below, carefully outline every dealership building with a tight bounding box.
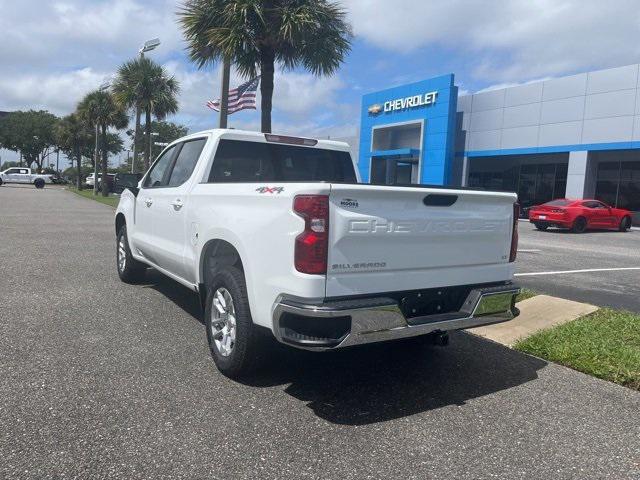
[353,63,640,223]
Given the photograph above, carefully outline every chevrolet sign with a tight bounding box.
[384,91,438,113]
[368,91,438,115]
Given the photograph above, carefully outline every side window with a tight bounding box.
[19,169,28,174]
[167,138,207,187]
[582,201,595,208]
[143,145,177,188]
[6,168,19,174]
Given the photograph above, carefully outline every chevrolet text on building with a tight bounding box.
[384,91,439,114]
[368,91,438,115]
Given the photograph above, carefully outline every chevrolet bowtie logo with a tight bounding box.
[368,103,382,115]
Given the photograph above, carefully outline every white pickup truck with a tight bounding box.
[115,129,520,378]
[0,167,53,188]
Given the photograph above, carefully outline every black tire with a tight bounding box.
[116,224,146,283]
[619,216,632,232]
[204,266,264,379]
[534,222,548,231]
[0,177,3,186]
[571,217,587,233]
[34,178,45,189]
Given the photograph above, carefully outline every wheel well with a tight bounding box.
[198,240,244,310]
[200,240,244,286]
[115,213,126,236]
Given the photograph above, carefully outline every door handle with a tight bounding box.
[170,199,183,211]
[145,198,153,207]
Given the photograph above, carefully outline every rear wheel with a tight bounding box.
[0,177,3,186]
[571,217,587,233]
[619,216,632,232]
[116,225,146,283]
[534,222,548,231]
[204,266,264,379]
[34,178,45,189]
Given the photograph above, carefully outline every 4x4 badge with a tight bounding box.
[256,186,284,194]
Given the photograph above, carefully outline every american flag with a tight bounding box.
[207,76,260,114]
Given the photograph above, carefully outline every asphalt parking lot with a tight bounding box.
[516,221,640,312]
[1,185,639,479]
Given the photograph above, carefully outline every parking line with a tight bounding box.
[518,249,541,253]
[515,267,640,277]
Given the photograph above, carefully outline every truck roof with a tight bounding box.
[177,128,351,152]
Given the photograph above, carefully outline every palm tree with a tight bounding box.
[55,113,91,190]
[77,90,128,196]
[112,58,179,170]
[178,0,351,133]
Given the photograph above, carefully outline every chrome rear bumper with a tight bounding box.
[272,284,520,350]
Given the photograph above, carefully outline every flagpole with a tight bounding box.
[219,57,230,128]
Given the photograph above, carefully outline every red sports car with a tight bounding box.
[529,199,633,233]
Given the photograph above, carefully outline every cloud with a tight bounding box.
[0,68,108,115]
[343,0,640,82]
[0,0,183,73]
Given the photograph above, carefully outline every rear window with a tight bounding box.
[208,139,357,183]
[544,199,572,206]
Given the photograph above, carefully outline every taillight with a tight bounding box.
[551,208,566,214]
[293,195,329,274]
[510,203,519,262]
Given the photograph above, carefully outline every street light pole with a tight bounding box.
[93,122,99,195]
[132,38,161,175]
[93,81,110,195]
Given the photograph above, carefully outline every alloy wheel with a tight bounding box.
[211,288,236,357]
[117,236,127,272]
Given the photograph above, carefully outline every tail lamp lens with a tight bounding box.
[293,195,329,274]
[510,203,519,262]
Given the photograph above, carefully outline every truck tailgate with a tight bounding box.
[326,184,517,297]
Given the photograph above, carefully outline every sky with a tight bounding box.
[1,0,640,167]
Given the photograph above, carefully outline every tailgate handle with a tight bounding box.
[423,194,458,207]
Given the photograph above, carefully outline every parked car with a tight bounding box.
[86,173,115,192]
[115,129,521,378]
[529,198,632,233]
[113,172,143,194]
[0,167,53,188]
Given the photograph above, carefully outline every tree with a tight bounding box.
[112,57,179,170]
[178,0,351,133]
[0,110,59,170]
[126,120,188,167]
[55,113,92,189]
[77,90,128,196]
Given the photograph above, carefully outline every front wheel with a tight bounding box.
[571,217,587,233]
[116,225,146,283]
[534,222,548,231]
[0,177,3,186]
[34,178,45,189]
[204,266,264,379]
[619,216,632,232]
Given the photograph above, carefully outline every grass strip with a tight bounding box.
[514,308,640,391]
[68,187,119,208]
[516,288,537,303]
